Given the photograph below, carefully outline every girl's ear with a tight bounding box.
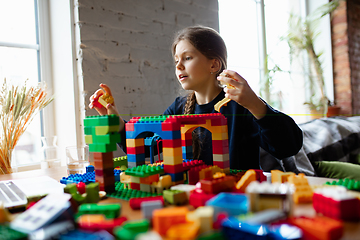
[210,59,221,74]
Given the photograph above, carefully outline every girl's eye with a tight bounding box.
[185,56,191,60]
[174,60,179,64]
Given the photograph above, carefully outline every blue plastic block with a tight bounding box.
[168,172,184,182]
[59,229,115,240]
[86,165,95,173]
[127,153,146,163]
[126,122,181,140]
[182,145,193,160]
[222,217,269,240]
[60,169,120,185]
[206,193,248,217]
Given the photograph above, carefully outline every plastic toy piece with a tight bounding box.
[200,176,236,194]
[152,206,189,236]
[325,178,360,191]
[288,173,313,204]
[271,170,295,183]
[113,219,150,240]
[10,193,73,234]
[313,187,360,221]
[141,200,163,220]
[186,206,214,235]
[76,203,121,219]
[170,184,197,200]
[206,192,248,217]
[288,216,343,240]
[163,189,188,205]
[125,165,164,178]
[235,169,256,192]
[92,92,114,109]
[214,72,236,112]
[166,221,200,239]
[246,181,293,216]
[77,214,127,233]
[129,196,164,210]
[189,191,216,208]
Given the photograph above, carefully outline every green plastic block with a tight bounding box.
[163,189,187,205]
[197,230,225,240]
[325,178,360,191]
[125,165,164,178]
[92,132,121,144]
[107,182,161,200]
[0,225,28,240]
[95,125,119,135]
[84,126,95,135]
[86,182,100,203]
[77,203,121,219]
[114,156,128,168]
[89,143,117,153]
[113,219,149,240]
[138,115,168,123]
[84,114,120,126]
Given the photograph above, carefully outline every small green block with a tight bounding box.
[125,165,164,178]
[84,115,120,126]
[89,143,117,153]
[95,125,119,135]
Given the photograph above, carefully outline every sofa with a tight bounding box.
[260,116,360,180]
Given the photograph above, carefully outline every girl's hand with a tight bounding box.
[89,83,119,116]
[217,70,267,119]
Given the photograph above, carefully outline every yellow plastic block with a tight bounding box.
[212,132,229,140]
[236,169,256,192]
[163,155,183,165]
[186,206,213,234]
[126,138,144,147]
[166,221,200,239]
[163,147,182,157]
[288,173,313,204]
[85,135,93,144]
[271,170,295,183]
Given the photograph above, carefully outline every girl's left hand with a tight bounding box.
[217,69,267,119]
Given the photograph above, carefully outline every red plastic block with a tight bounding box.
[183,160,205,172]
[188,165,209,185]
[125,122,135,132]
[127,145,145,155]
[93,152,114,161]
[95,168,113,178]
[94,159,113,170]
[254,169,267,182]
[162,139,181,148]
[161,120,181,131]
[212,139,229,154]
[78,215,127,233]
[200,176,236,194]
[163,163,184,174]
[129,196,164,210]
[189,191,216,208]
[213,160,230,169]
[288,216,343,240]
[313,191,360,221]
[139,174,160,184]
[130,182,140,190]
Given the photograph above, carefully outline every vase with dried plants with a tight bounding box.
[0,79,53,174]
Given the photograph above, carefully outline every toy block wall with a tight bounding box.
[84,115,121,192]
[125,113,229,183]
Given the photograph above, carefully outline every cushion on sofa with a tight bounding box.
[313,161,360,181]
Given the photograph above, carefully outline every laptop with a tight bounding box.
[0,176,65,210]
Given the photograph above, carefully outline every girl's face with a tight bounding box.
[174,40,215,91]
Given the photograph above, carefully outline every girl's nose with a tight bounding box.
[176,60,184,70]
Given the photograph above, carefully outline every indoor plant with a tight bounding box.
[281,0,341,118]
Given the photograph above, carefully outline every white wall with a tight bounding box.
[76,0,219,121]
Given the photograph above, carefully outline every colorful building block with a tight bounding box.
[152,207,189,236]
[163,189,188,205]
[235,169,257,192]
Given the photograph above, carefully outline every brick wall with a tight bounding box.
[76,0,219,120]
[331,0,360,115]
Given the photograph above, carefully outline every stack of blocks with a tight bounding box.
[125,114,229,183]
[84,115,121,192]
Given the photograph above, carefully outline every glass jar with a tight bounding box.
[41,136,61,168]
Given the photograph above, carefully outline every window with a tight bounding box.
[0,0,44,168]
[219,0,333,123]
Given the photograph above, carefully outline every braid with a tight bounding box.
[183,92,202,160]
[184,92,196,114]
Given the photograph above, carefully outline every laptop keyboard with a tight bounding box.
[0,181,27,208]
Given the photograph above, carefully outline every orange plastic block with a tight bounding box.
[140,174,160,184]
[271,170,295,183]
[288,216,343,240]
[153,207,189,236]
[236,169,256,192]
[288,173,313,204]
[166,221,200,239]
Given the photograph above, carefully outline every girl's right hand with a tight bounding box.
[89,83,119,116]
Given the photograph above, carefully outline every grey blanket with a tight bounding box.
[260,116,360,176]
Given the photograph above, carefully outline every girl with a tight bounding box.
[89,26,303,170]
